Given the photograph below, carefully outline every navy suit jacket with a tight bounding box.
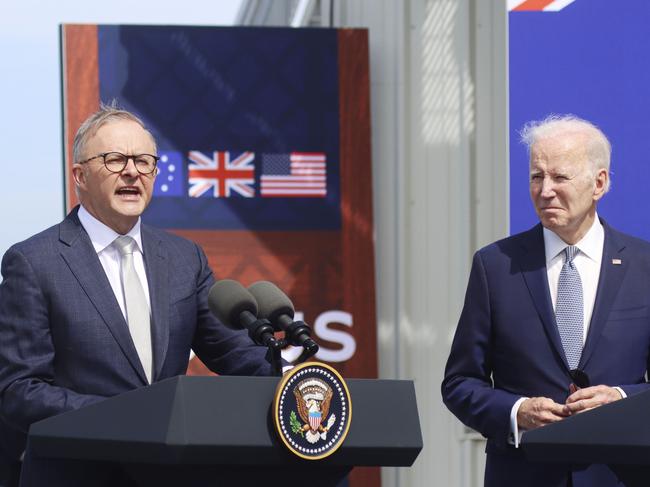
[0,208,271,482]
[442,221,650,487]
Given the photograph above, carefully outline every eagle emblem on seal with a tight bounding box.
[292,378,337,444]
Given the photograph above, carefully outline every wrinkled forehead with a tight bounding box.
[86,120,157,153]
[529,132,590,169]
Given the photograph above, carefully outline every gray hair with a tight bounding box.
[520,114,611,192]
[72,102,156,163]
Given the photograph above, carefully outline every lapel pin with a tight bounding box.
[612,258,622,265]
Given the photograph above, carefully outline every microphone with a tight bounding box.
[208,279,277,348]
[247,281,319,360]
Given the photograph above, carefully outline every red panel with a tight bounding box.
[61,24,100,212]
[337,28,380,487]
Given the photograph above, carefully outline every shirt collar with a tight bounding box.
[543,214,604,264]
[78,205,144,254]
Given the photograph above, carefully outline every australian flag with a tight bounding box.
[153,151,184,197]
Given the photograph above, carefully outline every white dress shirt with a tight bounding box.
[509,215,623,447]
[77,205,152,319]
[544,218,604,340]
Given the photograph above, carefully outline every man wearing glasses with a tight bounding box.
[442,115,650,487]
[0,105,273,486]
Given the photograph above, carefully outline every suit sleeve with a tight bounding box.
[0,247,106,434]
[441,251,522,446]
[189,244,275,376]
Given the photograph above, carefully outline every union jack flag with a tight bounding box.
[260,152,327,197]
[188,151,255,198]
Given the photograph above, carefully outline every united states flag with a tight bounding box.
[187,151,255,198]
[260,153,327,197]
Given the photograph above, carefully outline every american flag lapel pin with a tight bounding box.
[612,258,622,265]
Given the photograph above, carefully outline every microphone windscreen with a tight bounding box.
[208,280,258,329]
[248,281,295,323]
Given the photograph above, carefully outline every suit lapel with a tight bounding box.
[579,223,627,369]
[58,209,148,384]
[517,225,570,369]
[142,225,169,382]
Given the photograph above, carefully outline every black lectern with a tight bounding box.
[522,388,650,487]
[28,376,422,486]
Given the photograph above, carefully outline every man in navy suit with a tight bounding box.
[0,106,273,486]
[442,115,650,487]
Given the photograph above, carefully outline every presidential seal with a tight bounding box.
[273,362,352,460]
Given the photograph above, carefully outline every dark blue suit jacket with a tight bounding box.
[0,208,271,484]
[442,222,650,487]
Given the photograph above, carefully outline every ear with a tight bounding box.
[593,168,608,201]
[72,164,86,189]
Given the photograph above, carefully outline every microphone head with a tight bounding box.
[247,281,295,324]
[208,280,258,329]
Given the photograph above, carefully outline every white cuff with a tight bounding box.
[614,386,626,399]
[508,397,528,448]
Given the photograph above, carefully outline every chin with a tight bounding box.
[113,203,146,218]
[540,218,565,230]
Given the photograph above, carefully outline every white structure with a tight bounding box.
[238,1,509,485]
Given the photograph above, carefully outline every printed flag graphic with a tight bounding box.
[188,151,255,198]
[153,151,184,197]
[261,152,327,197]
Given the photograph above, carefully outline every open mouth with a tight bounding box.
[116,186,141,197]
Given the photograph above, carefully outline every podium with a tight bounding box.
[27,375,422,486]
[522,388,650,487]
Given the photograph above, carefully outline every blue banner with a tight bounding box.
[510,0,650,239]
[98,25,341,230]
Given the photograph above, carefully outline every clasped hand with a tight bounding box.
[517,385,622,431]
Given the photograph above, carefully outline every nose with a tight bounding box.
[539,177,556,198]
[121,157,139,177]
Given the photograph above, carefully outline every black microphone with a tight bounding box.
[208,279,277,348]
[247,281,319,360]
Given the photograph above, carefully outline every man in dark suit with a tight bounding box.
[0,106,274,486]
[442,115,650,486]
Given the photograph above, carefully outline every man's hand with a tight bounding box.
[517,397,570,430]
[565,385,622,414]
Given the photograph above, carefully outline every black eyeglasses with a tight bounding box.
[76,152,159,175]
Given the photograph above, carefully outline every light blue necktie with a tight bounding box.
[555,245,583,370]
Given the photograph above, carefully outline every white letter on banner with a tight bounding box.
[314,310,356,362]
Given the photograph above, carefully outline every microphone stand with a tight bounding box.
[281,320,319,365]
[245,314,319,373]
[241,313,284,376]
[265,340,284,377]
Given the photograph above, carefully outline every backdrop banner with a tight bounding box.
[62,24,377,487]
[509,0,650,239]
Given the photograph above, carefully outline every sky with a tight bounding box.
[0,0,242,259]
